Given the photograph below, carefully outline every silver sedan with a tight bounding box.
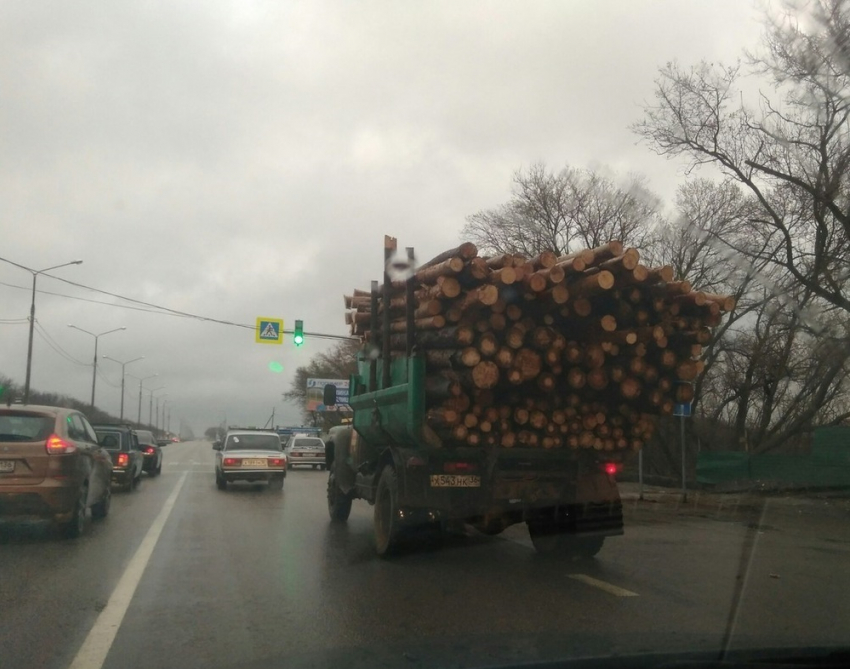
[213,431,287,490]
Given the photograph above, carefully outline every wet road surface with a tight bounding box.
[2,440,849,669]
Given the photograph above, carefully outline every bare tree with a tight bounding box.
[463,163,661,256]
[633,0,850,315]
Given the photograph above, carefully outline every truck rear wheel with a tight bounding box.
[374,466,402,556]
[327,471,352,521]
[527,521,605,559]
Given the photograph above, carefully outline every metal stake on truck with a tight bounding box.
[325,236,729,557]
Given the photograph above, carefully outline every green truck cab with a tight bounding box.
[323,351,623,557]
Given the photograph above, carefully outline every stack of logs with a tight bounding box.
[344,239,733,452]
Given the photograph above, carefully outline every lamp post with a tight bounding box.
[129,373,158,423]
[67,325,126,408]
[148,386,166,428]
[156,395,169,433]
[102,355,144,420]
[9,258,84,403]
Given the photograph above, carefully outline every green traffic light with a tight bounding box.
[294,320,304,346]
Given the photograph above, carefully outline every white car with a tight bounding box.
[213,430,286,490]
[285,435,326,470]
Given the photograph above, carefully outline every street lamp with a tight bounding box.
[157,395,169,433]
[128,373,158,423]
[102,355,144,420]
[7,258,84,403]
[148,386,166,428]
[67,325,126,408]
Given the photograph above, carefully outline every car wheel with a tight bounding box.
[269,476,284,491]
[527,520,605,559]
[374,466,402,556]
[216,473,227,490]
[133,470,143,490]
[60,483,88,538]
[327,470,352,522]
[91,484,111,520]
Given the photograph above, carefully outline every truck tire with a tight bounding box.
[327,471,352,522]
[527,521,605,559]
[374,466,402,556]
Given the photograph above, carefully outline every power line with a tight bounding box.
[0,261,355,342]
[33,322,90,367]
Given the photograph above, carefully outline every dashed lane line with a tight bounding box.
[568,573,639,597]
[68,472,188,669]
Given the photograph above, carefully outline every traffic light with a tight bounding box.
[293,320,304,346]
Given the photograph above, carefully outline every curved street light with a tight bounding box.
[102,355,144,421]
[67,325,126,408]
[128,373,158,423]
[11,258,83,403]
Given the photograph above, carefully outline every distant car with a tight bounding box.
[286,436,326,470]
[171,436,179,442]
[134,429,163,476]
[0,405,112,537]
[92,424,144,491]
[213,430,286,490]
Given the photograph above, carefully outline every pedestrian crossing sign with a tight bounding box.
[255,317,284,345]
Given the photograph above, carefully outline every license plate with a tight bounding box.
[0,460,14,473]
[430,474,481,488]
[242,459,267,468]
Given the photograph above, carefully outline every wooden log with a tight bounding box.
[596,248,640,273]
[416,275,462,300]
[620,377,642,399]
[344,295,372,309]
[414,300,443,318]
[442,394,471,413]
[523,271,548,293]
[567,367,586,389]
[600,330,638,346]
[457,257,491,286]
[460,361,500,389]
[513,348,543,381]
[409,256,464,285]
[537,372,557,392]
[540,283,570,304]
[569,270,615,294]
[676,383,695,403]
[527,250,557,270]
[702,292,736,312]
[532,264,566,285]
[646,265,675,284]
[489,312,507,331]
[585,344,605,369]
[555,248,594,265]
[600,315,618,332]
[425,347,481,368]
[505,324,527,349]
[494,347,515,369]
[456,284,500,310]
[390,315,445,332]
[675,359,699,381]
[420,242,478,269]
[587,368,609,390]
[484,254,515,269]
[505,304,524,321]
[426,407,459,428]
[572,297,592,317]
[477,332,500,357]
[463,413,478,429]
[500,431,516,448]
[490,266,518,285]
[450,424,469,442]
[425,374,462,400]
[585,241,625,266]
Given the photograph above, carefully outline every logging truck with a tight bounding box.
[327,236,728,556]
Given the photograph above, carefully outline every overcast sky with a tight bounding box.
[0,0,768,434]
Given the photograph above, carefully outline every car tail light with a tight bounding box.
[602,462,622,476]
[144,447,155,454]
[116,453,129,467]
[268,457,285,467]
[46,434,76,455]
[223,457,240,467]
[443,461,477,474]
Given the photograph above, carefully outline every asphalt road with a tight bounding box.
[2,440,849,669]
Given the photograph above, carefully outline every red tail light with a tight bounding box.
[602,462,621,476]
[144,447,155,454]
[268,457,285,467]
[443,461,477,474]
[223,457,240,467]
[116,453,129,467]
[46,434,76,455]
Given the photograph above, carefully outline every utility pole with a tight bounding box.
[103,355,144,421]
[68,325,125,408]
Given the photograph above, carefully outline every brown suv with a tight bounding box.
[0,404,113,537]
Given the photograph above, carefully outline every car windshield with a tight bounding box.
[0,413,54,442]
[226,434,281,451]
[292,438,323,449]
[94,430,123,451]
[4,2,850,669]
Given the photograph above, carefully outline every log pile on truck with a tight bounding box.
[344,236,732,454]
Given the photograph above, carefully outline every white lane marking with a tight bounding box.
[68,472,188,669]
[568,573,638,597]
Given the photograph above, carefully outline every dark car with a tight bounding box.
[92,424,144,491]
[0,404,113,537]
[134,430,163,475]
